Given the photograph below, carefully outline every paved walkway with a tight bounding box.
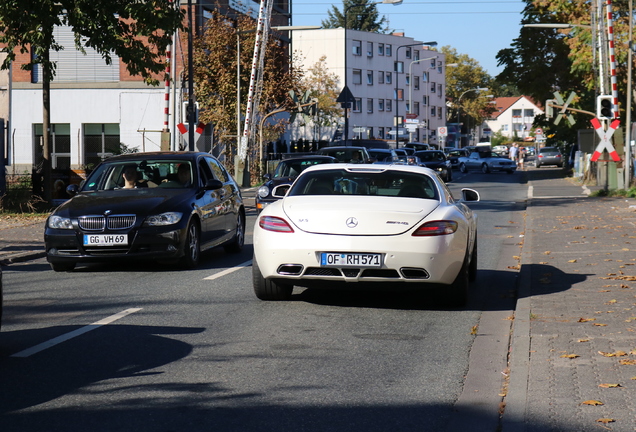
[504,171,636,431]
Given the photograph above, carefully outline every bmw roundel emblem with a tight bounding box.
[346,217,358,228]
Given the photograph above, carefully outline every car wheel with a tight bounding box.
[180,219,201,269]
[535,163,541,168]
[481,163,490,174]
[253,255,293,300]
[224,211,245,253]
[459,163,468,173]
[468,237,478,282]
[447,257,469,307]
[50,262,76,272]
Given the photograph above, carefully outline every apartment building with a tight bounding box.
[291,28,449,147]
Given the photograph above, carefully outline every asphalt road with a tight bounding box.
[0,167,529,432]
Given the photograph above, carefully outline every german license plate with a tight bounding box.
[321,253,382,267]
[83,234,128,246]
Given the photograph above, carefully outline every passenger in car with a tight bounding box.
[121,165,148,189]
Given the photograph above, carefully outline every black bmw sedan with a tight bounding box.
[45,152,245,272]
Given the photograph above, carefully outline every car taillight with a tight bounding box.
[412,220,458,236]
[259,216,295,233]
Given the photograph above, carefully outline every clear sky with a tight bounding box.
[289,0,526,77]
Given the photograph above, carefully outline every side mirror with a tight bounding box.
[263,173,272,181]
[66,184,79,197]
[204,179,224,191]
[461,188,480,202]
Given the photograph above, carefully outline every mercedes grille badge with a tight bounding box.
[346,217,358,228]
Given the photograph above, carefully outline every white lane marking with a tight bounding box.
[11,308,142,358]
[203,260,253,280]
[528,185,534,199]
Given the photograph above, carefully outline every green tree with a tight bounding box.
[193,12,304,179]
[296,55,341,141]
[0,0,184,202]
[322,0,388,32]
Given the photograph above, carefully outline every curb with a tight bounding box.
[0,250,46,266]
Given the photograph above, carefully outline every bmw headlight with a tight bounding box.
[257,185,270,198]
[144,212,183,226]
[436,167,444,172]
[48,215,73,229]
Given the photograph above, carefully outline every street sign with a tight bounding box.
[438,126,447,137]
[405,118,419,124]
[336,86,356,104]
[590,118,621,162]
[406,113,418,119]
[553,91,576,126]
[352,127,366,133]
[535,127,543,135]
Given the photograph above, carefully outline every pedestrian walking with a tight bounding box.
[509,142,519,166]
[518,146,526,169]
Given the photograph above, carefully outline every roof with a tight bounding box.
[487,96,542,120]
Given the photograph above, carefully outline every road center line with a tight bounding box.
[11,308,142,358]
[203,260,253,280]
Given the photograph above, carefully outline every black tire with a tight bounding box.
[468,237,478,282]
[224,211,245,253]
[50,262,76,272]
[535,163,541,168]
[253,255,293,300]
[459,163,468,173]
[180,219,201,269]
[447,258,469,307]
[481,163,490,174]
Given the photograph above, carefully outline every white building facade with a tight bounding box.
[481,96,544,142]
[291,28,449,147]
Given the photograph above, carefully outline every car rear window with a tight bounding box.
[288,168,439,200]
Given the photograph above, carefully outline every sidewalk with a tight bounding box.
[0,216,46,265]
[504,171,636,431]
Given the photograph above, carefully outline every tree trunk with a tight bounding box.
[42,49,52,203]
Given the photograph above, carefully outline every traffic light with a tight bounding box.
[596,95,613,120]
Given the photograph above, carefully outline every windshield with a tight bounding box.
[273,159,333,178]
[288,168,439,200]
[82,160,194,191]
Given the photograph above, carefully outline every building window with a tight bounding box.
[414,102,420,115]
[437,84,442,97]
[423,95,428,106]
[367,42,373,57]
[378,99,385,111]
[353,98,362,112]
[378,127,385,139]
[406,102,410,113]
[405,47,412,59]
[414,76,419,90]
[395,89,404,101]
[438,107,443,118]
[430,58,436,68]
[385,44,392,56]
[353,69,362,85]
[367,98,374,113]
[394,61,404,73]
[414,50,419,61]
[378,71,384,84]
[430,82,436,93]
[83,123,121,167]
[386,99,392,112]
[367,70,373,85]
[352,40,362,56]
[34,123,72,169]
[378,43,384,55]
[430,106,436,116]
[405,74,410,86]
[438,61,443,73]
[423,71,429,83]
[386,72,392,84]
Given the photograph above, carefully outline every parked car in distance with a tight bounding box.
[256,155,337,213]
[535,147,563,168]
[492,145,509,156]
[458,150,517,174]
[45,152,245,272]
[414,150,452,182]
[252,163,480,306]
[368,148,399,163]
[404,142,430,152]
[316,146,370,163]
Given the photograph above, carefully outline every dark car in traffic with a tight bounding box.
[413,150,452,182]
[45,152,245,272]
[316,146,370,163]
[535,147,563,168]
[256,155,337,212]
[368,148,399,163]
[443,147,467,170]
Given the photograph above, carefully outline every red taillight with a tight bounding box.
[412,220,458,236]
[259,216,295,233]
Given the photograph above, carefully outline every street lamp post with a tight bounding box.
[408,55,437,142]
[455,87,488,147]
[394,41,436,147]
[343,0,403,143]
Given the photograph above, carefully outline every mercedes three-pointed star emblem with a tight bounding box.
[346,217,358,228]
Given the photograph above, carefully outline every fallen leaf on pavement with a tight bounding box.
[597,418,615,424]
[582,400,604,406]
[606,299,618,304]
[598,351,627,357]
[619,359,636,365]
[578,339,590,342]
[593,323,608,326]
[579,318,596,322]
[568,259,577,263]
[560,354,580,359]
[598,383,621,388]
